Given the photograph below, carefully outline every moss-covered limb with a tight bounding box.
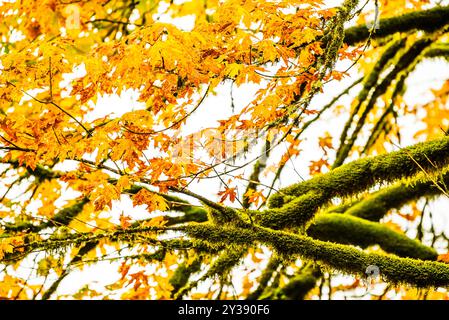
[206,205,245,225]
[124,183,226,217]
[247,255,281,300]
[264,263,322,300]
[262,177,444,298]
[336,38,407,158]
[261,160,448,232]
[125,185,210,227]
[41,244,169,300]
[124,184,191,209]
[46,198,90,228]
[3,198,89,233]
[343,5,449,45]
[0,159,63,181]
[269,136,449,209]
[4,226,179,263]
[345,173,448,221]
[307,214,437,260]
[170,256,203,297]
[144,200,436,297]
[254,192,324,229]
[183,223,449,287]
[333,38,433,168]
[425,43,449,59]
[175,246,248,299]
[362,63,409,155]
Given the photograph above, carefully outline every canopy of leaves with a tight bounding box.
[1,0,449,300]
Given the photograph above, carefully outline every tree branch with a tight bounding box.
[344,5,449,45]
[184,223,449,288]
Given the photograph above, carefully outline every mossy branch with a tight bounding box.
[3,198,89,233]
[254,192,324,229]
[345,170,449,221]
[269,136,449,211]
[243,143,271,208]
[344,5,449,45]
[183,223,449,288]
[41,240,98,300]
[308,214,437,260]
[170,256,203,297]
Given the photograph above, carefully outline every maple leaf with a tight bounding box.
[218,187,237,203]
[132,189,168,212]
[319,132,333,154]
[309,158,329,175]
[119,262,131,280]
[438,253,449,264]
[119,213,132,229]
[244,189,266,207]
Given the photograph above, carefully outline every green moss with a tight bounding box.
[256,192,324,229]
[267,192,287,208]
[319,0,360,74]
[6,159,59,181]
[263,137,449,230]
[345,175,445,221]
[164,208,208,226]
[4,198,88,232]
[206,246,247,277]
[243,160,264,209]
[207,206,243,225]
[344,5,449,45]
[47,198,89,227]
[184,223,449,288]
[307,214,437,260]
[274,136,449,204]
[362,76,405,154]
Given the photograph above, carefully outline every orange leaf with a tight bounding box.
[218,187,237,203]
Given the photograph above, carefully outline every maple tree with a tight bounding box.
[2,0,449,300]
